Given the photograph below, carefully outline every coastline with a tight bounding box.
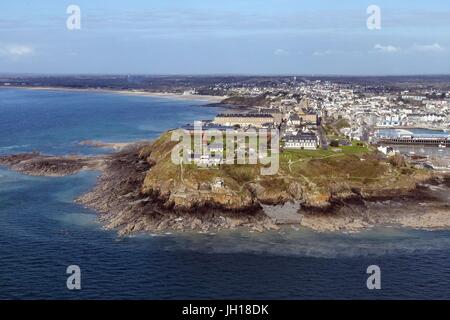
[1,142,449,236]
[0,85,227,103]
[0,86,448,235]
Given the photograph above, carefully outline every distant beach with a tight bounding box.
[117,89,226,103]
[0,85,226,103]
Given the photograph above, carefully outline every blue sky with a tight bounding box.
[1,0,449,75]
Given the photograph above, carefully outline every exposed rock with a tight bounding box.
[287,181,303,200]
[0,153,106,176]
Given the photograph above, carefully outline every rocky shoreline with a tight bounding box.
[73,145,279,235]
[0,152,107,176]
[1,143,449,235]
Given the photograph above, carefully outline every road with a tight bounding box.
[317,125,329,149]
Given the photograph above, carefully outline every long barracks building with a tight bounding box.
[213,113,275,128]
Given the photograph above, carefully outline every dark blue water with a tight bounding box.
[1,88,450,299]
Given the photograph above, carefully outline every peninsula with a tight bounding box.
[1,75,449,235]
[1,131,448,235]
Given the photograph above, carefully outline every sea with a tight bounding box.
[1,87,450,299]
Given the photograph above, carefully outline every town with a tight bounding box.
[165,76,450,171]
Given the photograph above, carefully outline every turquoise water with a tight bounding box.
[1,88,450,299]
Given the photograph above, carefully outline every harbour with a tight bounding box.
[376,128,450,171]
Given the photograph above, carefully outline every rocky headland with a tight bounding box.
[1,132,449,236]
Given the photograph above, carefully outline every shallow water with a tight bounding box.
[1,88,450,299]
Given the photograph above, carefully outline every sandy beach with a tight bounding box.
[0,85,227,103]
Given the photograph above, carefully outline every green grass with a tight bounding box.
[327,135,347,141]
[142,130,415,198]
[281,148,335,161]
[220,164,259,184]
[280,142,369,161]
[340,145,369,155]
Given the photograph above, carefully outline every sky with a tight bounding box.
[0,0,450,75]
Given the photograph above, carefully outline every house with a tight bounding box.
[284,126,299,136]
[301,113,318,125]
[284,133,318,150]
[377,146,396,156]
[256,108,283,124]
[207,142,224,153]
[287,114,302,126]
[192,154,222,167]
[212,178,225,191]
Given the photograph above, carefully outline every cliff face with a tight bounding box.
[76,142,278,235]
[139,132,255,212]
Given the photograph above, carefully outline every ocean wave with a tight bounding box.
[149,228,450,258]
[0,144,30,150]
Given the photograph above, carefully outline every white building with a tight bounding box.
[284,133,318,150]
[192,154,222,167]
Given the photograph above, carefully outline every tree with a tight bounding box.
[330,140,339,147]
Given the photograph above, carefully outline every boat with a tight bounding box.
[438,144,447,149]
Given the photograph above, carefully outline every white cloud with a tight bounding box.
[0,44,34,59]
[313,50,341,56]
[372,43,446,55]
[373,44,401,53]
[411,43,444,53]
[274,48,289,56]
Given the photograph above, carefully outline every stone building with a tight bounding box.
[213,113,275,128]
[284,133,318,150]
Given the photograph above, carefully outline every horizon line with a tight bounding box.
[2,72,450,78]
